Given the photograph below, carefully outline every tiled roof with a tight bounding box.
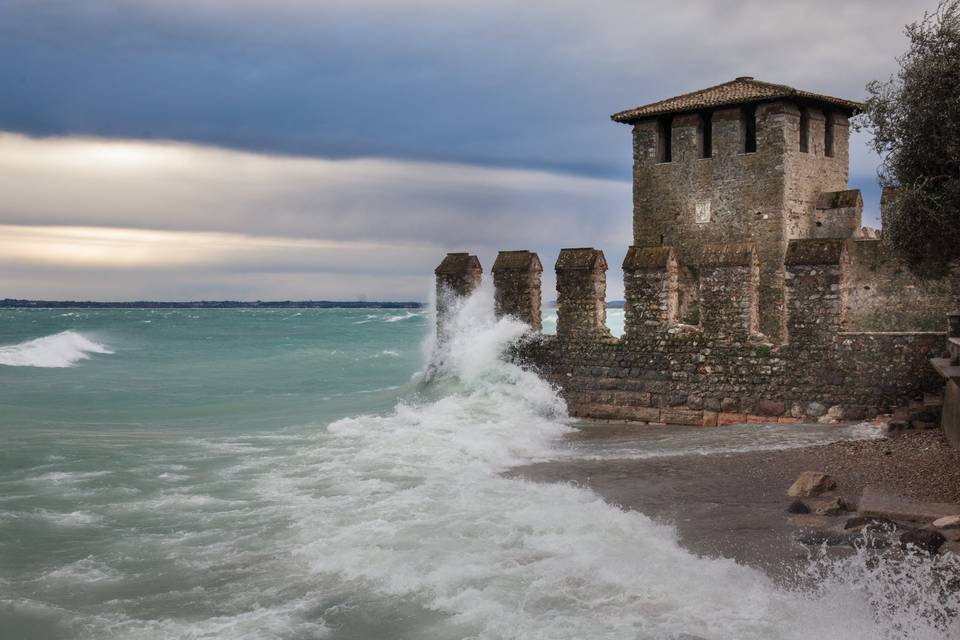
[612,77,864,123]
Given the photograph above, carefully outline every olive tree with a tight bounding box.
[858,0,960,275]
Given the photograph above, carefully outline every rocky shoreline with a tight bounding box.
[508,426,960,581]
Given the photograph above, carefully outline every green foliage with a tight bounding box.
[858,0,960,275]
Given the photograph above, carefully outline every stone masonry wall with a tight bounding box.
[503,239,942,425]
[519,330,942,426]
[437,238,945,425]
[845,238,959,332]
[632,101,852,344]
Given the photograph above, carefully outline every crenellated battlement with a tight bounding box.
[434,239,946,423]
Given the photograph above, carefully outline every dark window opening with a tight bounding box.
[815,221,823,227]
[799,109,809,153]
[699,112,712,158]
[657,116,673,163]
[824,111,835,157]
[742,105,757,153]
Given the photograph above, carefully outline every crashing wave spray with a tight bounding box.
[0,330,113,368]
[289,286,960,639]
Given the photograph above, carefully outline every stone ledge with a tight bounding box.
[858,485,960,523]
[931,358,960,382]
[840,331,945,337]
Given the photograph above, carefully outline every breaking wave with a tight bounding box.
[0,330,113,368]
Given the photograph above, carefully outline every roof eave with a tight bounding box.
[611,95,864,125]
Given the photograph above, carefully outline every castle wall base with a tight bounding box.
[517,330,944,424]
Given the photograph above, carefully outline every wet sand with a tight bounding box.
[508,426,960,580]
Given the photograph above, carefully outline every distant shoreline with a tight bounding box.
[0,299,425,309]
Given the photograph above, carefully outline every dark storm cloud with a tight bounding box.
[0,0,935,180]
[0,0,939,299]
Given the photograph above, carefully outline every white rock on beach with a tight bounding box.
[932,515,960,529]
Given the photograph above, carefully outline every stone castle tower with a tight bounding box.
[436,76,956,425]
[611,77,863,342]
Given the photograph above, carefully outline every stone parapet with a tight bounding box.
[811,189,862,239]
[699,243,760,341]
[622,245,678,339]
[492,250,543,330]
[785,239,847,346]
[555,248,612,340]
[434,252,482,336]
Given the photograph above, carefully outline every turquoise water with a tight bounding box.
[0,296,956,639]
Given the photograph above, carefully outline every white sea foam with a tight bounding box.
[39,558,122,585]
[0,330,113,368]
[383,311,422,322]
[34,510,104,527]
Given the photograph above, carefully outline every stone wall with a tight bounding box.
[518,329,942,426]
[438,238,945,425]
[845,238,959,332]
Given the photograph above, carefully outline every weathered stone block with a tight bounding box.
[756,399,786,416]
[720,397,739,412]
[660,408,703,426]
[621,406,662,422]
[718,412,747,425]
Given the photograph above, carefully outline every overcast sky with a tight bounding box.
[0,0,938,301]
